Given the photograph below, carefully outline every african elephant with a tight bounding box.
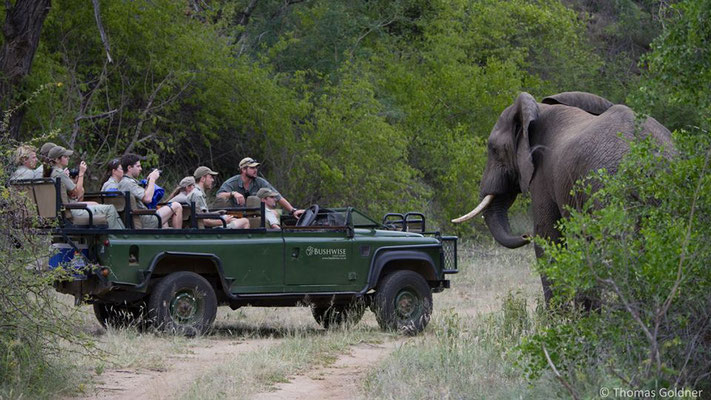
[453,91,673,303]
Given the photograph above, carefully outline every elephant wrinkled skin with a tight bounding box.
[454,91,674,303]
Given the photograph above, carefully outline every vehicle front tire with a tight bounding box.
[311,301,365,329]
[93,301,148,330]
[373,270,432,335]
[147,271,217,336]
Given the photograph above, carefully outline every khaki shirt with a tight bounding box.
[217,175,281,207]
[50,166,77,202]
[10,165,41,180]
[169,192,190,204]
[187,186,209,212]
[101,177,120,192]
[118,176,148,209]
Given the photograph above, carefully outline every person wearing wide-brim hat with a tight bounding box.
[192,166,249,229]
[48,146,124,229]
[215,157,303,218]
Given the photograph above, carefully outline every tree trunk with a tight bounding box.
[0,0,52,139]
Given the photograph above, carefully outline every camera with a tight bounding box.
[68,168,80,178]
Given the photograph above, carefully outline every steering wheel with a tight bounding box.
[296,204,320,227]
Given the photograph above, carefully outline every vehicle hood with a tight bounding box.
[359,229,426,238]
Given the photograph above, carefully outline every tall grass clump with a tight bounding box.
[521,129,711,397]
[0,136,95,398]
[363,292,564,399]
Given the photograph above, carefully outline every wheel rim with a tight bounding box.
[394,288,422,321]
[169,289,203,325]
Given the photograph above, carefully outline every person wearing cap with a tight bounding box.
[119,153,182,229]
[37,141,56,177]
[48,146,125,229]
[193,166,249,229]
[167,176,196,204]
[256,188,281,229]
[9,144,41,180]
[216,157,304,218]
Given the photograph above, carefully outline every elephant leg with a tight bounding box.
[532,199,563,305]
[534,244,554,304]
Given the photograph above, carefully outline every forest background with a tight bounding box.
[2,0,707,234]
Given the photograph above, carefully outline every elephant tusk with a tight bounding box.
[451,194,494,223]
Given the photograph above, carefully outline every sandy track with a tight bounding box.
[76,338,272,400]
[250,339,404,400]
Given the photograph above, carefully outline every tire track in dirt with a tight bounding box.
[250,339,405,400]
[75,338,272,400]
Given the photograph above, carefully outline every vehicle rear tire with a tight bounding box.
[373,270,432,335]
[311,301,365,329]
[93,301,148,330]
[147,271,217,336]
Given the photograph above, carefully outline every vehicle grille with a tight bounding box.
[440,236,458,273]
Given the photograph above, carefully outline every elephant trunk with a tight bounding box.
[483,193,530,249]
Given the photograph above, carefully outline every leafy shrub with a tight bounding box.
[0,140,95,398]
[521,130,711,394]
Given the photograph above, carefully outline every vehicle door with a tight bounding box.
[217,230,285,294]
[282,211,357,292]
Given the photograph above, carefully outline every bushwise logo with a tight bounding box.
[305,246,347,259]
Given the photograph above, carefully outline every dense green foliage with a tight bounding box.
[4,0,616,226]
[521,130,710,395]
[0,146,94,398]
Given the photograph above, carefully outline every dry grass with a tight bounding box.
[52,241,544,399]
[359,242,552,400]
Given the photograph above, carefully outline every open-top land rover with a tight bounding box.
[14,178,458,335]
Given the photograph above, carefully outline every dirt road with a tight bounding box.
[76,338,273,400]
[251,340,404,400]
[76,334,402,400]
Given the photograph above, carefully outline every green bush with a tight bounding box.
[0,140,95,398]
[521,130,711,394]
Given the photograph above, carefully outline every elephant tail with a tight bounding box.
[541,92,614,116]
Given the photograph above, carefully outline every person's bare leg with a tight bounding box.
[237,217,249,229]
[170,202,183,228]
[156,206,173,229]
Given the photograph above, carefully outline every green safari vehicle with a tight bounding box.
[40,181,457,335]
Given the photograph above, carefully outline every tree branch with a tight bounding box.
[542,344,579,400]
[91,0,112,63]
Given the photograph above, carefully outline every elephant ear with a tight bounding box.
[513,92,538,193]
[541,91,614,116]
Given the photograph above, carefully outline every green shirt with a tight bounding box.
[217,175,281,207]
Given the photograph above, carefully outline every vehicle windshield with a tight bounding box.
[349,209,381,228]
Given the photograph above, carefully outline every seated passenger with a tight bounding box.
[37,142,56,177]
[48,146,124,229]
[101,158,123,191]
[167,176,196,204]
[10,144,41,180]
[192,166,249,229]
[216,157,304,218]
[257,188,281,230]
[118,154,182,229]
